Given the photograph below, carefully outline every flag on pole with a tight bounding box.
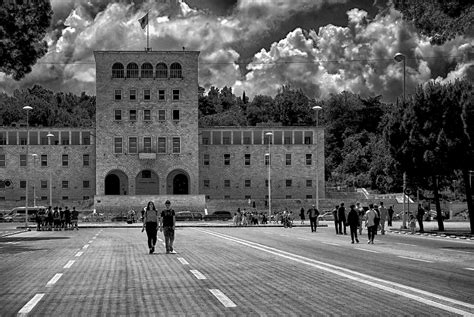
[139,12,148,29]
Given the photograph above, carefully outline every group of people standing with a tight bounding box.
[35,206,79,231]
[142,200,176,254]
[233,209,268,226]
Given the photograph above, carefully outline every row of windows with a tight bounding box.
[205,195,314,200]
[113,88,180,101]
[113,137,181,154]
[202,179,313,188]
[201,130,314,145]
[0,131,91,146]
[0,154,90,167]
[111,62,182,79]
[114,109,181,122]
[7,179,93,189]
[0,196,91,201]
[202,153,313,166]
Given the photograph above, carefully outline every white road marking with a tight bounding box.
[92,237,97,240]
[396,243,417,247]
[209,289,237,308]
[190,270,206,280]
[17,293,45,316]
[63,260,75,269]
[357,248,380,253]
[196,229,474,316]
[398,256,434,263]
[297,238,310,241]
[322,242,340,246]
[88,240,93,243]
[464,268,474,271]
[177,257,189,265]
[441,248,473,255]
[46,273,63,287]
[75,251,83,257]
[82,244,89,249]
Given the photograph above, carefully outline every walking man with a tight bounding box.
[307,204,319,232]
[332,205,339,234]
[416,204,425,233]
[356,202,364,235]
[337,203,347,235]
[365,204,377,244]
[347,204,359,243]
[388,206,394,227]
[160,200,176,254]
[378,201,388,235]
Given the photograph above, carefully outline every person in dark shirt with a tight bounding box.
[337,203,347,235]
[307,205,319,232]
[347,205,360,244]
[160,200,176,254]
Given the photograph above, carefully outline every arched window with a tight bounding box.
[141,63,153,78]
[112,63,124,78]
[126,63,139,78]
[156,63,168,78]
[170,63,182,78]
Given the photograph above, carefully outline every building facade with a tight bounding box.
[0,50,324,208]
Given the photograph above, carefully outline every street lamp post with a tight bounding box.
[47,132,54,207]
[23,105,33,230]
[265,132,273,218]
[312,105,322,211]
[32,154,38,207]
[394,52,407,229]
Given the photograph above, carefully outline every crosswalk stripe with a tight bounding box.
[209,289,236,308]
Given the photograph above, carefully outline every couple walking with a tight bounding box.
[142,200,176,254]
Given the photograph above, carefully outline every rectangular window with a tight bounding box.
[172,138,180,154]
[62,180,69,189]
[0,132,6,145]
[265,154,270,166]
[224,154,230,165]
[83,154,90,166]
[114,89,122,100]
[129,109,137,121]
[158,110,166,121]
[41,180,47,189]
[114,109,122,121]
[286,195,292,199]
[306,195,313,199]
[202,137,209,145]
[142,171,151,178]
[244,154,251,166]
[306,154,312,165]
[158,89,165,101]
[20,134,27,145]
[172,89,180,100]
[223,137,231,145]
[224,195,230,200]
[8,132,17,145]
[286,179,292,187]
[62,154,69,167]
[20,180,26,189]
[0,154,5,167]
[61,132,70,145]
[224,179,230,188]
[172,109,180,121]
[304,136,312,144]
[143,137,152,153]
[306,179,313,187]
[245,179,251,187]
[41,196,47,201]
[203,154,210,166]
[158,137,166,153]
[83,180,90,188]
[62,196,69,200]
[143,89,151,100]
[82,132,90,145]
[245,195,251,200]
[41,155,47,167]
[20,154,26,167]
[144,109,151,121]
[114,137,123,154]
[265,179,269,188]
[203,180,210,188]
[129,137,138,154]
[129,89,136,101]
[286,153,291,166]
[83,196,90,200]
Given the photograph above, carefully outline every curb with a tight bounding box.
[388,229,474,241]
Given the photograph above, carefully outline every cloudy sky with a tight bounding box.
[0,0,472,102]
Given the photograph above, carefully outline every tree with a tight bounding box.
[394,0,473,45]
[0,1,52,80]
[245,95,275,126]
[273,85,311,125]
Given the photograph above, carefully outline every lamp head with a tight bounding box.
[46,133,54,138]
[23,106,33,111]
[265,132,273,136]
[312,105,322,111]
[394,53,405,63]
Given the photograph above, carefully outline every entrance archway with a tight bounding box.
[104,170,129,195]
[135,170,159,195]
[166,170,190,195]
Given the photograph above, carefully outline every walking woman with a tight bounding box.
[142,201,159,254]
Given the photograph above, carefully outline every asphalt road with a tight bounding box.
[0,225,473,316]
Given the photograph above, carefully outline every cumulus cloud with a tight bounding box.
[0,0,472,103]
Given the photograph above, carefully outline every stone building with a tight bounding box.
[0,49,324,211]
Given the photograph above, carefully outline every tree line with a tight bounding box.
[1,80,473,232]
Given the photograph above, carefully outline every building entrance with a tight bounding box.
[104,170,128,195]
[135,170,159,195]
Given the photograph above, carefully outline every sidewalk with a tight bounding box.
[387,220,473,239]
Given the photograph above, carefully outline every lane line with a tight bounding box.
[177,257,189,265]
[464,268,474,271]
[321,242,340,246]
[92,237,97,240]
[88,240,93,243]
[17,293,45,316]
[396,243,417,247]
[398,256,434,263]
[75,251,83,257]
[196,229,474,315]
[209,289,237,308]
[190,270,206,280]
[46,273,63,287]
[297,238,310,241]
[82,244,89,249]
[441,248,473,255]
[356,248,380,253]
[63,260,75,269]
